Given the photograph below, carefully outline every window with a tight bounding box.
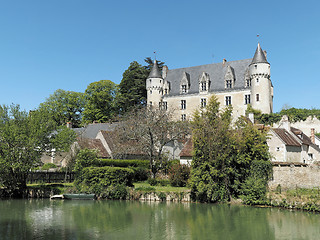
[225,96,231,106]
[246,79,251,87]
[181,100,186,110]
[181,85,187,93]
[256,94,260,102]
[163,102,167,110]
[181,114,186,121]
[256,78,259,83]
[164,89,168,95]
[308,153,313,160]
[276,147,280,151]
[150,90,152,94]
[245,95,251,105]
[201,98,207,108]
[201,82,207,91]
[226,80,232,88]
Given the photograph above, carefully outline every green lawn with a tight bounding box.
[133,182,190,193]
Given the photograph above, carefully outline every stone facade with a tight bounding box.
[146,43,273,120]
[269,164,320,190]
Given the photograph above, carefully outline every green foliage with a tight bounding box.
[75,166,134,195]
[168,163,190,187]
[83,80,118,123]
[116,61,149,113]
[74,148,99,173]
[190,96,271,203]
[147,178,170,186]
[39,89,85,128]
[41,163,57,170]
[0,105,75,198]
[100,184,129,200]
[92,159,149,168]
[247,104,320,125]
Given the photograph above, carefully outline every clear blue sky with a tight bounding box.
[0,0,319,113]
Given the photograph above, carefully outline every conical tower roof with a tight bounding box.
[251,43,268,64]
[148,60,162,78]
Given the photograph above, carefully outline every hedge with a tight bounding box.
[92,159,149,168]
[78,166,134,194]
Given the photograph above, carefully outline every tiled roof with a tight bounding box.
[179,138,193,157]
[290,127,313,146]
[77,137,110,158]
[272,128,301,147]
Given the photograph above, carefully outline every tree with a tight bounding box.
[0,105,76,198]
[190,96,271,203]
[114,107,190,177]
[39,89,85,128]
[116,58,165,115]
[83,80,118,123]
[116,61,149,113]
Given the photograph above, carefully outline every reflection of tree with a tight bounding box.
[187,204,276,240]
[70,200,133,232]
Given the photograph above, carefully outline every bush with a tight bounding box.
[93,159,149,168]
[41,163,57,170]
[101,184,128,200]
[168,163,190,187]
[131,167,149,181]
[75,166,134,195]
[148,178,158,186]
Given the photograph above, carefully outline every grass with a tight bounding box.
[133,181,190,193]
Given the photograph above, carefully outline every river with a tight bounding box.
[0,199,319,240]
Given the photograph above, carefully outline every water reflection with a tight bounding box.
[0,200,319,240]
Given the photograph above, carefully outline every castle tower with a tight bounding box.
[249,43,273,114]
[146,60,164,108]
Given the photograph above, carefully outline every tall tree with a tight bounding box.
[39,89,85,128]
[83,80,118,123]
[116,58,165,115]
[116,61,148,113]
[0,105,76,198]
[190,96,271,203]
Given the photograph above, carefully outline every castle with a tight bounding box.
[146,43,273,120]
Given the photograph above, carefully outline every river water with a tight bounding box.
[0,199,319,240]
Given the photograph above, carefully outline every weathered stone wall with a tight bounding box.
[269,164,320,190]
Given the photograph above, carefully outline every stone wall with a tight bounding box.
[269,164,320,190]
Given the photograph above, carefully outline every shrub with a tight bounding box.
[41,163,57,170]
[169,163,190,187]
[75,166,134,195]
[101,184,128,200]
[148,178,158,186]
[93,159,149,168]
[131,167,149,181]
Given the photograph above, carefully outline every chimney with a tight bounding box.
[280,115,290,131]
[162,65,168,79]
[66,122,72,129]
[223,58,227,66]
[311,128,315,144]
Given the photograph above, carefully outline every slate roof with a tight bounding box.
[251,43,268,64]
[272,128,301,147]
[73,123,118,139]
[148,60,162,78]
[165,58,252,96]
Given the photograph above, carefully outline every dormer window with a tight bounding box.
[181,85,187,93]
[226,80,232,88]
[180,72,190,94]
[199,72,210,93]
[224,66,235,89]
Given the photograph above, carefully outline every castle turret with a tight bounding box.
[249,43,273,114]
[146,60,164,108]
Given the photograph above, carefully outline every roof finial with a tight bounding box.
[154,51,157,61]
